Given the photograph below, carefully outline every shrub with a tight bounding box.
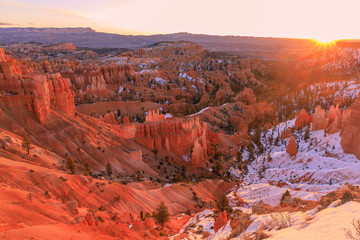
[266,212,293,230]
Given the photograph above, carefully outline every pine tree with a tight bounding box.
[154,201,170,229]
[66,156,76,174]
[22,134,33,155]
[106,162,113,177]
[216,193,231,213]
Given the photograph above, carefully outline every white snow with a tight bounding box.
[268,201,360,240]
[155,77,167,85]
[118,86,124,94]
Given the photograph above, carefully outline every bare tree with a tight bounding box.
[345,218,360,240]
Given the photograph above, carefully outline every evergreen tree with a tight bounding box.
[22,134,33,155]
[106,162,113,177]
[216,194,231,213]
[154,201,170,229]
[66,156,77,174]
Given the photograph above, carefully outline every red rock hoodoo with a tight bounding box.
[286,136,298,156]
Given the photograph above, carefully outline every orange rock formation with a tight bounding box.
[341,95,360,159]
[135,117,208,166]
[286,136,298,156]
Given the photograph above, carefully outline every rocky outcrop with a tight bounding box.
[286,136,297,156]
[135,117,208,165]
[145,109,165,122]
[233,87,256,104]
[214,211,227,232]
[341,95,360,159]
[61,63,136,99]
[295,109,310,129]
[100,112,117,125]
[33,75,51,124]
[0,48,24,94]
[49,73,75,116]
[32,73,75,122]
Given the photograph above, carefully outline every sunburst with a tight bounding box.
[312,37,338,48]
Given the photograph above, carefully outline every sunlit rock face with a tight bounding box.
[341,95,360,159]
[135,117,208,166]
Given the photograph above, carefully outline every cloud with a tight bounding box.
[0,22,15,25]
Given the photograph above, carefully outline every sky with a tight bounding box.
[1,0,360,41]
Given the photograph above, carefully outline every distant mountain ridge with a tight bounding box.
[0,27,330,58]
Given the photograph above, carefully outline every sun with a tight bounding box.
[312,37,338,47]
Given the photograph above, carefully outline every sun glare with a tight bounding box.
[312,37,337,47]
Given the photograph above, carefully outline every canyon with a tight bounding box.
[1,34,360,240]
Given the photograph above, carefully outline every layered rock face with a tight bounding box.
[286,136,298,156]
[0,50,75,123]
[341,95,360,159]
[0,48,24,94]
[135,117,208,165]
[61,63,136,99]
